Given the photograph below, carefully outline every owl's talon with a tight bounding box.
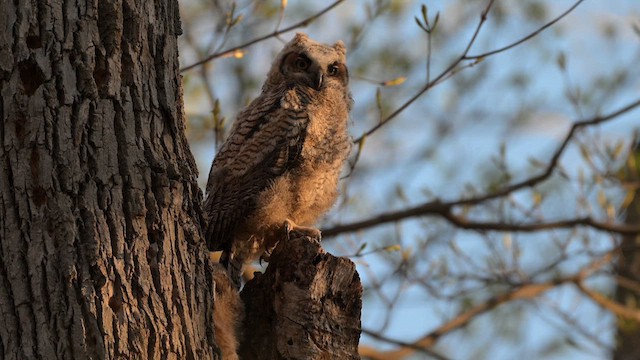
[283,219,321,241]
[260,250,271,264]
[284,219,294,237]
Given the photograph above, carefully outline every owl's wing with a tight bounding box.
[203,94,308,253]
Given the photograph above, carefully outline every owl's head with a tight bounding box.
[269,33,349,92]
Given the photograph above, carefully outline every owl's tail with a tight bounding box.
[220,251,243,290]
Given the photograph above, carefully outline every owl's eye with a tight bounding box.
[295,57,309,70]
[328,64,339,76]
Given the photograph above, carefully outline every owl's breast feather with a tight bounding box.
[302,99,350,165]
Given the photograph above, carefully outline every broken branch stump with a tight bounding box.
[239,236,362,360]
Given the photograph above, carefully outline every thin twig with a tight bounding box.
[463,0,585,60]
[359,330,451,360]
[358,255,609,359]
[440,213,640,236]
[323,97,640,238]
[577,282,640,322]
[353,0,584,145]
[353,0,496,144]
[180,0,345,72]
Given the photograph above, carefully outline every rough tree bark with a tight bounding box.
[613,143,640,360]
[1,1,363,359]
[0,0,219,358]
[240,236,362,360]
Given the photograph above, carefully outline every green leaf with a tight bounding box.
[421,4,428,24]
[382,77,406,86]
[383,244,401,252]
[432,12,440,32]
[414,16,428,32]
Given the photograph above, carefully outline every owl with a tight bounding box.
[204,33,352,288]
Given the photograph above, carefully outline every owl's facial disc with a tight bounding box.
[281,52,325,90]
[280,50,348,90]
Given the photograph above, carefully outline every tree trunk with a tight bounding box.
[0,0,218,358]
[239,236,362,360]
[613,143,640,360]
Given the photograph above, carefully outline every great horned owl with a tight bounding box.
[204,33,352,288]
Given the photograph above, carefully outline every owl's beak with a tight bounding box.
[313,72,324,90]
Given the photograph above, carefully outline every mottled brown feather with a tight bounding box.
[204,32,352,287]
[204,85,311,251]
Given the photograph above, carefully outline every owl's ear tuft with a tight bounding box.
[333,41,346,56]
[294,33,309,42]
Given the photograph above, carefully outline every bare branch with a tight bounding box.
[360,280,569,359]
[359,331,450,360]
[352,0,584,145]
[353,0,496,144]
[463,0,585,60]
[324,97,640,238]
[456,98,640,207]
[358,256,609,359]
[180,1,345,72]
[577,283,640,322]
[323,200,447,237]
[440,213,640,236]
